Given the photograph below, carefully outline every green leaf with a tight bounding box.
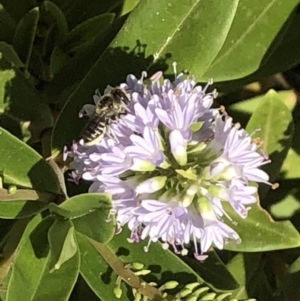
[0,216,38,289]
[0,0,36,22]
[0,200,48,219]
[226,253,262,299]
[61,193,115,243]
[246,90,294,198]
[61,0,120,30]
[48,218,78,272]
[0,127,60,194]
[49,45,71,76]
[0,4,16,43]
[224,203,300,252]
[268,187,300,220]
[0,42,24,68]
[278,254,300,300]
[77,233,129,301]
[247,10,300,81]
[12,7,39,70]
[50,192,112,219]
[0,54,53,143]
[183,250,239,291]
[43,1,69,44]
[281,123,300,179]
[120,0,141,16]
[289,256,300,274]
[52,0,299,150]
[77,231,205,301]
[44,16,126,107]
[62,13,115,55]
[6,217,80,301]
[201,0,299,81]
[229,90,297,115]
[0,188,57,202]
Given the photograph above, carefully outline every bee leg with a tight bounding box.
[106,126,119,144]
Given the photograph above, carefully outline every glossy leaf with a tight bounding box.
[224,203,300,252]
[281,123,300,179]
[269,187,300,219]
[120,0,141,16]
[48,218,78,272]
[183,250,239,291]
[0,200,48,219]
[77,231,204,301]
[0,217,37,289]
[229,90,297,115]
[201,0,299,80]
[62,13,115,55]
[0,42,24,68]
[62,0,120,30]
[226,253,262,299]
[61,193,115,243]
[289,256,300,274]
[0,0,36,22]
[0,54,53,142]
[51,0,238,151]
[44,15,126,107]
[12,7,39,70]
[246,90,294,198]
[49,46,71,76]
[43,1,69,44]
[52,0,299,151]
[49,192,112,219]
[76,233,129,301]
[6,217,80,301]
[0,4,16,43]
[244,10,300,82]
[0,127,60,194]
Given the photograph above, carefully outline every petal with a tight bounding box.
[155,108,174,129]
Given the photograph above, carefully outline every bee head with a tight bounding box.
[111,88,130,105]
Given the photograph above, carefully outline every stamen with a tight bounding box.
[162,243,169,250]
[181,248,188,256]
[203,78,214,93]
[140,71,147,82]
[110,208,117,215]
[272,183,279,190]
[212,89,218,98]
[62,146,68,161]
[249,128,261,137]
[143,240,151,252]
[172,62,177,79]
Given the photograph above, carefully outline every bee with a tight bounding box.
[80,87,130,146]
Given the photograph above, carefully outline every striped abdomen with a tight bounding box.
[80,113,108,146]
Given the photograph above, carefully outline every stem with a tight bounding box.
[87,238,173,301]
[0,188,57,202]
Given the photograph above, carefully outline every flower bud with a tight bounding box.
[135,176,167,194]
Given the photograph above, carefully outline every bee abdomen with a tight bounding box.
[80,114,107,145]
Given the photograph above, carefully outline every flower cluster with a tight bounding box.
[65,64,270,259]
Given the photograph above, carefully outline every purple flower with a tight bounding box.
[66,65,270,259]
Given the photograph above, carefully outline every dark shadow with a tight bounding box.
[100,265,113,285]
[27,158,61,194]
[115,246,130,257]
[242,253,266,299]
[0,219,13,249]
[69,274,100,301]
[29,216,53,258]
[182,253,239,292]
